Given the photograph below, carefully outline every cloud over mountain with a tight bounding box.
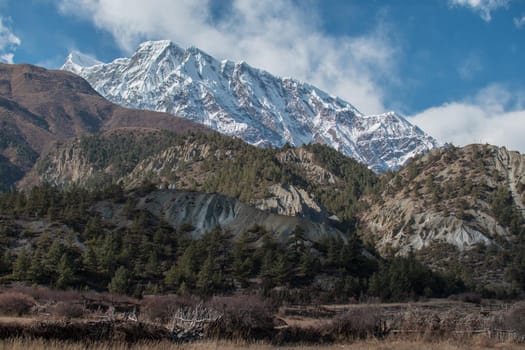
[0,17,20,63]
[57,0,398,115]
[409,84,525,152]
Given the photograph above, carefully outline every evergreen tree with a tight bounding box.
[56,253,76,289]
[81,246,98,273]
[83,216,102,240]
[45,240,65,276]
[144,251,160,277]
[108,266,131,295]
[286,226,306,266]
[196,254,215,296]
[271,253,290,286]
[28,249,46,283]
[232,231,255,286]
[12,249,30,280]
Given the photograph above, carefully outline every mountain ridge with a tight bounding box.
[62,40,438,172]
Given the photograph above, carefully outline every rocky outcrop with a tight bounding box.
[37,141,96,185]
[122,141,214,189]
[95,190,345,242]
[251,184,325,222]
[361,144,525,254]
[494,146,525,212]
[364,198,499,254]
[277,148,338,186]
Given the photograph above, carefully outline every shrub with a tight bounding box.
[205,294,275,341]
[0,291,36,316]
[11,285,80,303]
[140,294,198,324]
[504,302,525,338]
[330,306,385,340]
[51,301,86,319]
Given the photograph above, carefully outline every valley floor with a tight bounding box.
[0,338,524,350]
[0,291,524,349]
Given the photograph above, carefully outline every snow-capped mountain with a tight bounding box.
[62,51,102,75]
[62,40,437,172]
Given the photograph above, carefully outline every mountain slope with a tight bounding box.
[35,129,377,226]
[0,63,208,189]
[361,144,525,254]
[62,40,437,172]
[359,144,525,290]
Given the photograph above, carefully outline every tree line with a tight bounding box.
[0,184,467,302]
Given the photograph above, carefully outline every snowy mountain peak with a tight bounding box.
[135,40,184,58]
[138,39,173,50]
[62,40,437,172]
[62,51,103,74]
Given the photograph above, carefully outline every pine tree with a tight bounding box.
[144,251,160,277]
[196,254,215,296]
[45,240,65,275]
[81,246,98,273]
[232,231,254,286]
[272,253,290,286]
[12,249,30,280]
[299,252,318,278]
[83,216,102,240]
[28,249,46,283]
[108,266,130,295]
[286,226,306,266]
[164,265,180,290]
[56,253,75,289]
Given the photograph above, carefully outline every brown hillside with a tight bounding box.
[0,63,208,188]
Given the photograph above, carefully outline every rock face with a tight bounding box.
[36,141,95,185]
[252,184,325,221]
[276,148,339,186]
[62,40,437,172]
[494,146,525,213]
[361,144,525,254]
[96,189,345,242]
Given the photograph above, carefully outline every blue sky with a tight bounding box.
[1,0,524,151]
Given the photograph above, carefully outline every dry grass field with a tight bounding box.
[0,287,524,349]
[0,338,524,350]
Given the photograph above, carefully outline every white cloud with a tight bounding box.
[514,15,525,28]
[449,0,509,21]
[0,17,20,63]
[408,84,525,152]
[57,0,399,114]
